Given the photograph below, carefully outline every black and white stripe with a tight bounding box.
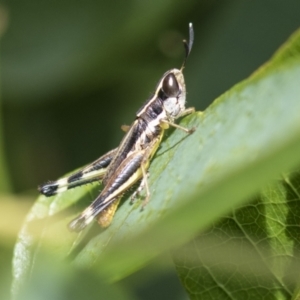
[38,23,195,232]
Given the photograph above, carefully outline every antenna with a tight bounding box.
[181,23,194,70]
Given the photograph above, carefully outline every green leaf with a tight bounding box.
[12,28,300,298]
[173,171,300,299]
[173,29,300,299]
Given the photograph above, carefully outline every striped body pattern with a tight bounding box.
[39,24,195,232]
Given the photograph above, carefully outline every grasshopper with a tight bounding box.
[39,23,195,232]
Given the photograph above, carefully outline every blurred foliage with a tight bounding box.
[1,1,300,300]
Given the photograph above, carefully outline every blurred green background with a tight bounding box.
[1,0,300,299]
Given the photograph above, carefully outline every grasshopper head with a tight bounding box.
[159,69,186,119]
[159,23,193,119]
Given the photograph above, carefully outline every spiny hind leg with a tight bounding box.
[68,151,145,232]
[39,148,118,197]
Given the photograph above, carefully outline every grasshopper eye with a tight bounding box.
[162,73,180,98]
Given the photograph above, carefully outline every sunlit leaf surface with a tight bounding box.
[12,29,300,299]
